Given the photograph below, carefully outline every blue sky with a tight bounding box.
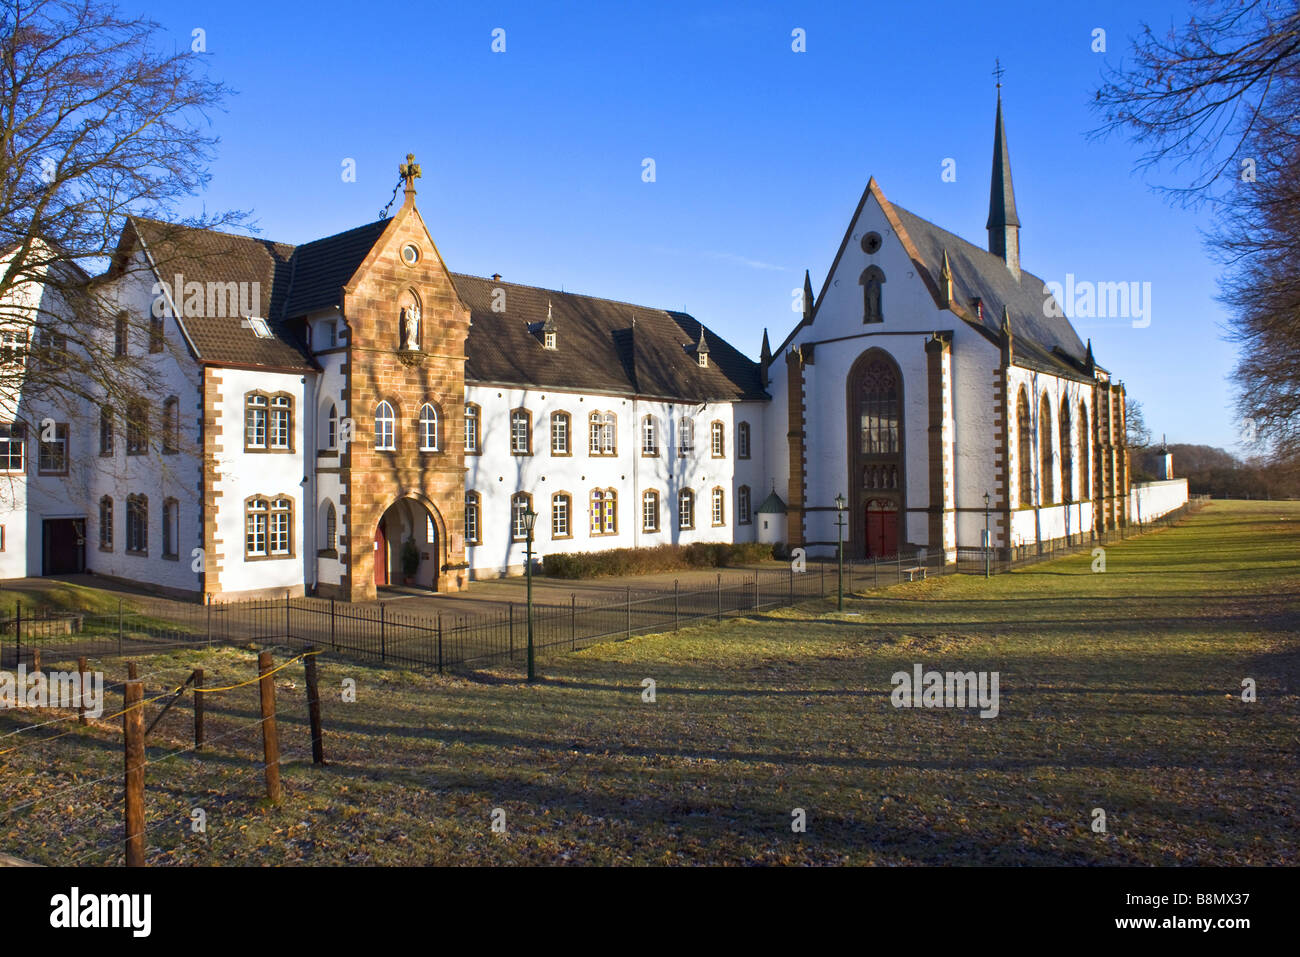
[140,0,1238,450]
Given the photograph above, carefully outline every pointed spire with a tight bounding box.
[696,324,710,354]
[542,299,556,332]
[760,327,772,387]
[802,270,815,322]
[1085,338,1095,374]
[939,249,953,308]
[986,84,1021,278]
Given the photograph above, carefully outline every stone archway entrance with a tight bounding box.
[374,497,441,590]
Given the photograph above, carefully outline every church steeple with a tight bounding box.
[802,269,815,322]
[986,75,1021,280]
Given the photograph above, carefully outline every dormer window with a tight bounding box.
[544,330,556,350]
[698,352,708,368]
[693,326,710,367]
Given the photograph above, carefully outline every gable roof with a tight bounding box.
[453,274,765,402]
[127,217,310,370]
[282,219,390,318]
[777,178,1094,383]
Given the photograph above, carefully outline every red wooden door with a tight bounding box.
[865,502,898,558]
[374,520,387,587]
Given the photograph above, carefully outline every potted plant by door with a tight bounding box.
[401,537,420,586]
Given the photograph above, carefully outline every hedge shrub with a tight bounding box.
[542,541,774,579]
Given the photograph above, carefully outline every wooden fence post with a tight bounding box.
[193,668,204,750]
[127,660,137,680]
[123,680,145,867]
[77,656,88,725]
[303,647,325,766]
[257,651,282,803]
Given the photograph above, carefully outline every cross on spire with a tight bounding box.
[399,153,422,193]
[993,58,1005,91]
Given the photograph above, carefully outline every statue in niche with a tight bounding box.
[400,297,420,351]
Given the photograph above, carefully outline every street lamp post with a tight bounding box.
[983,491,991,579]
[523,505,538,682]
[834,493,847,611]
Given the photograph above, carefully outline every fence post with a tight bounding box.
[303,647,325,766]
[380,603,386,662]
[127,660,137,680]
[123,679,145,867]
[193,668,204,750]
[673,581,680,631]
[509,604,515,661]
[437,614,444,673]
[625,586,631,638]
[206,596,212,647]
[716,574,722,621]
[77,656,88,725]
[257,651,282,803]
[330,599,336,649]
[570,594,577,650]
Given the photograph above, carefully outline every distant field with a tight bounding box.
[2,499,1296,865]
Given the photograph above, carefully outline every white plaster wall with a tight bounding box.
[464,384,762,576]
[1130,479,1188,522]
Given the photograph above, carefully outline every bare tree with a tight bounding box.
[1092,0,1300,466]
[1125,396,1153,451]
[0,0,244,456]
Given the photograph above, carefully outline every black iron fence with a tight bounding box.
[6,500,1201,674]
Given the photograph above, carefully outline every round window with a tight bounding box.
[861,232,882,255]
[401,243,420,266]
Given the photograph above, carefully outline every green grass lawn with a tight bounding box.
[2,499,1296,865]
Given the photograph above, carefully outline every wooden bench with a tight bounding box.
[902,566,927,582]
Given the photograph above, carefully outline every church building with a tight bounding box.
[0,96,1184,602]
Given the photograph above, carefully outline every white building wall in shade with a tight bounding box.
[464,383,766,578]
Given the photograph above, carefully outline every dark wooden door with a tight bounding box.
[43,519,85,575]
[864,502,898,558]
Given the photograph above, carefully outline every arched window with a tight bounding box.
[590,488,616,535]
[465,491,481,545]
[1078,400,1090,499]
[710,421,725,458]
[738,485,752,525]
[418,403,439,451]
[1017,388,1033,506]
[327,403,338,449]
[126,494,148,553]
[737,422,751,459]
[510,408,532,455]
[126,398,148,455]
[641,415,658,457]
[642,490,660,532]
[551,492,571,538]
[465,403,480,454]
[162,498,179,558]
[589,411,615,456]
[711,487,725,526]
[99,496,113,550]
[99,405,113,456]
[375,401,395,450]
[1039,393,1055,505]
[324,502,337,552]
[511,492,533,542]
[859,360,899,454]
[551,411,571,455]
[162,397,179,454]
[860,265,885,323]
[1060,403,1073,503]
[678,488,695,530]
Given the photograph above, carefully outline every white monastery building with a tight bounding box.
[0,98,1186,601]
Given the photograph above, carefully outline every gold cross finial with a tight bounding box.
[399,153,422,190]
